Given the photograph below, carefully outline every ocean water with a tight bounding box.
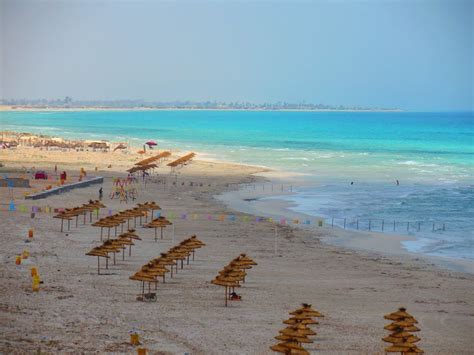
[1,110,473,259]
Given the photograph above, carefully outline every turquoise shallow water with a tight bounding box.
[1,110,473,259]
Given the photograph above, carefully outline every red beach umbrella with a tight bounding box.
[145,141,157,147]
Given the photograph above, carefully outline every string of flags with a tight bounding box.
[1,201,319,226]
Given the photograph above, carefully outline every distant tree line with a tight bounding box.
[0,97,398,111]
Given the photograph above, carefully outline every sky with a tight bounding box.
[1,0,472,111]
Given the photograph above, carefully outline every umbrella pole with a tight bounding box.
[123,248,125,260]
[129,244,132,256]
[97,256,100,275]
[161,228,163,240]
[84,212,86,224]
[142,281,144,296]
[187,254,190,265]
[76,215,78,227]
[134,217,137,228]
[113,252,116,265]
[128,219,130,230]
[115,225,117,236]
[67,219,70,231]
[154,228,157,242]
[162,275,165,283]
[170,265,173,278]
[108,228,110,239]
[193,250,195,261]
[61,219,64,232]
[121,223,124,232]
[225,286,228,307]
[96,208,99,219]
[181,259,184,269]
[106,257,108,269]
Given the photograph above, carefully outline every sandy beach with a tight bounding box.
[0,144,473,354]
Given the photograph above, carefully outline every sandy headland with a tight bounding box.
[1,142,473,354]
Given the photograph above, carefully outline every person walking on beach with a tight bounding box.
[396,179,400,186]
[99,187,103,200]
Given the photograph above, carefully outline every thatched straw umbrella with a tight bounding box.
[290,303,324,318]
[86,248,110,274]
[114,236,134,260]
[180,235,205,262]
[168,246,193,270]
[211,276,241,307]
[148,259,171,283]
[92,215,125,239]
[130,272,156,297]
[113,143,127,152]
[270,304,324,354]
[280,324,316,338]
[119,230,141,256]
[155,254,178,278]
[83,200,106,221]
[141,262,170,285]
[99,240,122,266]
[383,307,423,354]
[228,253,257,282]
[140,201,162,219]
[53,212,74,232]
[144,217,172,241]
[270,340,310,354]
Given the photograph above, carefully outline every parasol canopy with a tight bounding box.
[145,141,157,146]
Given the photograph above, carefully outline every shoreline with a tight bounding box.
[216,183,474,274]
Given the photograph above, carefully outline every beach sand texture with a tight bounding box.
[1,148,473,354]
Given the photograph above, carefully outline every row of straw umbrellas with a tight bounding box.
[269,305,422,354]
[270,303,324,354]
[85,229,142,274]
[211,254,257,307]
[129,235,206,299]
[53,200,106,232]
[167,152,196,171]
[90,202,161,240]
[127,151,171,174]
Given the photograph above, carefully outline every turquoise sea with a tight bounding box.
[1,110,473,259]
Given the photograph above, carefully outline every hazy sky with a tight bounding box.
[1,0,472,110]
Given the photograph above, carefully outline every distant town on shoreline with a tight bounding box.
[0,97,400,112]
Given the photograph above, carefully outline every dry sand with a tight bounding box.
[1,147,473,354]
